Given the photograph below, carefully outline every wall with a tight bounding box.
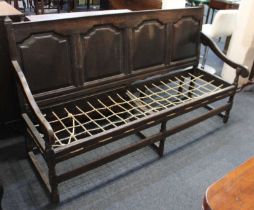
[221,0,254,86]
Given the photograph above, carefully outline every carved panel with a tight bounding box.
[19,33,73,94]
[171,17,200,61]
[133,20,166,71]
[82,26,123,81]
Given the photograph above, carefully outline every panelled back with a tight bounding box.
[18,33,73,93]
[8,8,203,105]
[133,20,166,70]
[82,25,124,81]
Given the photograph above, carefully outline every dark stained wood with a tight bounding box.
[5,8,249,203]
[209,0,239,10]
[172,17,200,62]
[237,60,254,90]
[0,3,24,125]
[10,60,54,144]
[201,32,249,77]
[133,20,166,70]
[82,26,123,81]
[19,33,73,93]
[10,8,203,106]
[203,157,254,210]
[107,0,162,10]
[53,72,235,158]
[206,0,240,23]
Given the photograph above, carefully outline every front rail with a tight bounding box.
[56,102,230,183]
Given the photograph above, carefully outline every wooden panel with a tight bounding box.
[18,33,73,94]
[171,17,200,62]
[8,8,204,106]
[133,20,166,71]
[82,26,123,81]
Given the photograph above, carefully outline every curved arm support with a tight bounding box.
[12,60,55,146]
[200,32,249,78]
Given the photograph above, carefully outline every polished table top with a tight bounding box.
[204,156,254,210]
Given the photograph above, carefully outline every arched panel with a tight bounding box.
[82,26,123,81]
[19,33,73,94]
[172,17,200,61]
[133,20,166,71]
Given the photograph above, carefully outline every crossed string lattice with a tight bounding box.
[42,73,224,147]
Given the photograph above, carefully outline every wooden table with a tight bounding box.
[203,157,254,210]
[0,1,23,17]
[206,0,240,23]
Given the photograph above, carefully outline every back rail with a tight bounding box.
[7,7,204,108]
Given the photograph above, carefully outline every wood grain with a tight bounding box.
[204,157,254,210]
[209,0,239,10]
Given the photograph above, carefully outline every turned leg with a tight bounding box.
[223,68,241,124]
[49,164,59,203]
[223,98,233,124]
[25,130,33,153]
[138,121,167,157]
[157,121,166,157]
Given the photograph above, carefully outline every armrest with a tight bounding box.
[12,60,54,146]
[200,32,249,78]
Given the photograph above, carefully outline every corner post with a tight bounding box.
[223,67,241,123]
[158,121,167,157]
[46,147,59,203]
[45,134,59,203]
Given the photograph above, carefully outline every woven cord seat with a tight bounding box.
[38,71,226,148]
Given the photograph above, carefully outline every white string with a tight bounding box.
[45,73,224,147]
